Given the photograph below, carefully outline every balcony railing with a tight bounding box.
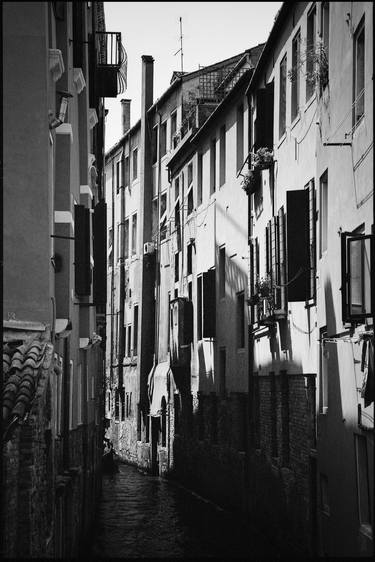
[95,32,127,97]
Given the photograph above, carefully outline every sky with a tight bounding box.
[103,1,283,152]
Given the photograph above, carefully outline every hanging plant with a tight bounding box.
[241,168,261,195]
[253,147,274,170]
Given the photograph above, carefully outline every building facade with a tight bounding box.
[2,1,125,557]
[246,1,373,556]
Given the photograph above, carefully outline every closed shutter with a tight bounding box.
[203,269,216,338]
[93,200,107,304]
[74,204,91,296]
[278,206,286,311]
[286,190,309,302]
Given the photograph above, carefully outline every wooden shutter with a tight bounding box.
[254,81,274,151]
[286,190,309,302]
[93,200,107,304]
[74,205,91,296]
[203,269,216,338]
[278,206,286,311]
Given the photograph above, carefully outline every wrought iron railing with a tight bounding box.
[95,32,127,94]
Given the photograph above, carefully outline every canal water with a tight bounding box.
[90,462,279,559]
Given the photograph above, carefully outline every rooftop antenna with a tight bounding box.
[173,17,184,73]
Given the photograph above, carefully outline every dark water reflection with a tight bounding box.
[90,462,279,559]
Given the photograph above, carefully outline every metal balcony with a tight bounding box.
[95,32,127,97]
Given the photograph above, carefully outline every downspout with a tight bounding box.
[154,110,162,365]
[110,159,115,390]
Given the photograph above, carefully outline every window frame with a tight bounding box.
[353,16,365,126]
[291,30,301,122]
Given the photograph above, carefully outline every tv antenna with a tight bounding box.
[173,17,184,74]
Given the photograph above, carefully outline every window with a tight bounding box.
[319,170,328,256]
[187,243,192,275]
[321,2,329,73]
[291,31,301,121]
[116,159,122,194]
[197,153,203,206]
[219,125,226,186]
[237,292,245,348]
[219,347,226,397]
[353,17,365,125]
[187,188,194,216]
[133,305,138,356]
[160,192,167,241]
[279,54,287,138]
[341,229,373,322]
[74,204,91,296]
[124,218,129,259]
[174,200,181,250]
[115,388,119,420]
[306,5,317,101]
[210,138,216,194]
[355,435,371,529]
[175,252,179,282]
[219,246,225,298]
[127,325,132,357]
[116,223,121,260]
[131,213,137,255]
[171,111,177,148]
[152,126,158,164]
[305,179,317,301]
[108,227,113,264]
[236,104,244,172]
[132,147,138,180]
[319,327,328,414]
[160,121,167,157]
[188,162,193,187]
[124,156,129,187]
[174,177,179,201]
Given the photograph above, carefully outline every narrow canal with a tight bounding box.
[90,462,280,559]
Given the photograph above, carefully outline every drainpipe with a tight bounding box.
[118,144,126,390]
[110,159,115,390]
[154,110,163,365]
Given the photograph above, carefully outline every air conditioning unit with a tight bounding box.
[144,241,155,255]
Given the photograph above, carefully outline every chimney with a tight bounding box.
[141,55,154,117]
[121,99,131,135]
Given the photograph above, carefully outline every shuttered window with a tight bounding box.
[286,190,309,302]
[74,204,91,296]
[93,200,107,304]
[305,179,317,302]
[197,270,216,339]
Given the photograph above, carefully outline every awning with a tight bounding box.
[147,361,177,417]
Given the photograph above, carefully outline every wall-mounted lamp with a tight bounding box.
[49,90,73,129]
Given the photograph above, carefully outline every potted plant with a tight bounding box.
[253,147,274,170]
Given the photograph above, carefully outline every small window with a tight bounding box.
[188,162,193,186]
[306,5,317,101]
[291,31,301,121]
[152,126,158,164]
[237,291,245,348]
[187,188,194,216]
[124,218,129,260]
[187,243,192,275]
[124,156,129,187]
[174,252,179,282]
[133,305,138,356]
[116,223,121,260]
[197,153,203,206]
[210,138,216,194]
[127,325,132,357]
[236,104,244,172]
[131,213,137,255]
[219,246,225,298]
[341,229,373,322]
[132,148,138,180]
[353,17,365,125]
[279,54,287,138]
[160,192,167,242]
[160,121,167,157]
[219,125,226,186]
[319,170,328,257]
[171,111,177,148]
[174,177,179,201]
[116,159,122,194]
[321,2,330,72]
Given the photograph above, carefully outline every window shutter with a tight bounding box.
[93,200,107,304]
[254,81,274,151]
[203,269,216,338]
[278,206,286,311]
[183,299,193,344]
[271,216,277,294]
[286,190,309,301]
[74,204,91,296]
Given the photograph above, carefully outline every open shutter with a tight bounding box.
[74,204,91,296]
[271,216,277,305]
[286,190,309,302]
[93,200,107,304]
[203,269,216,338]
[278,206,286,311]
[254,81,274,151]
